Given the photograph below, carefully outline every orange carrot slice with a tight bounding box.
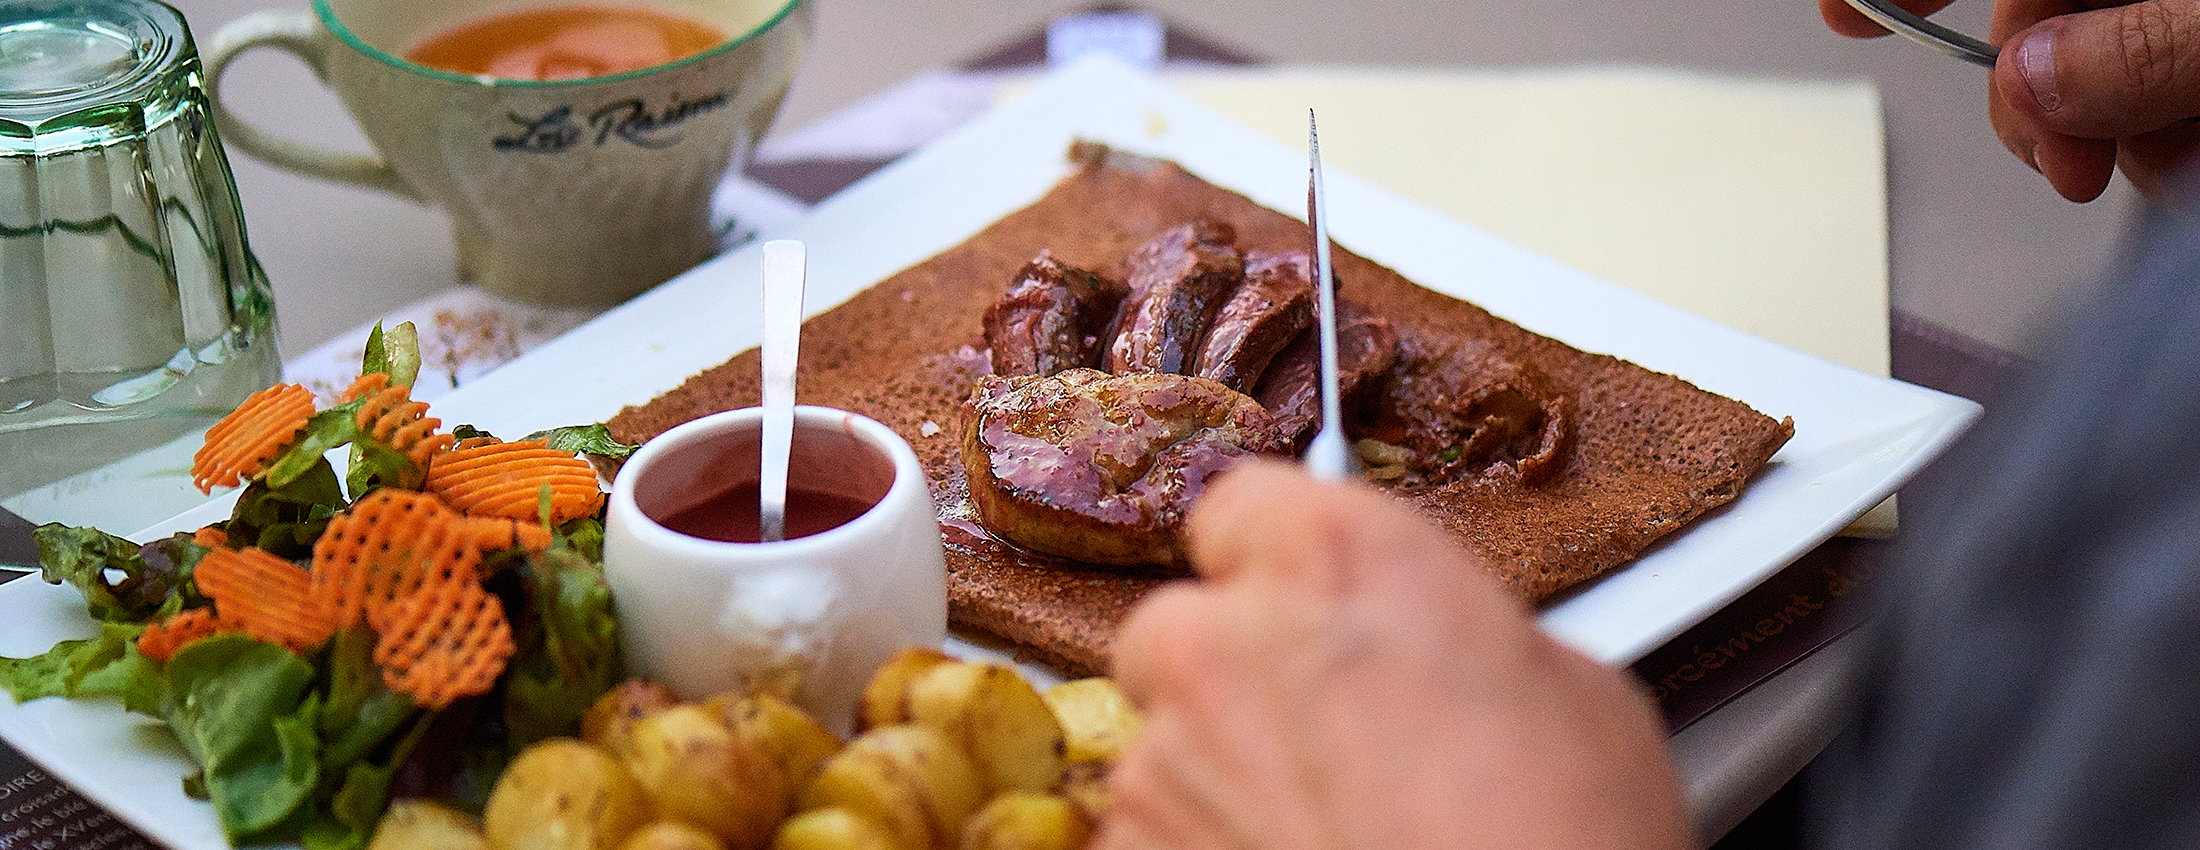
[192,525,228,549]
[372,578,515,710]
[307,488,546,706]
[424,439,604,525]
[450,435,503,452]
[191,383,316,493]
[311,489,483,632]
[468,516,555,554]
[193,546,337,652]
[342,373,455,468]
[137,607,228,663]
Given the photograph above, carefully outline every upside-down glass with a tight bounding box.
[0,0,282,498]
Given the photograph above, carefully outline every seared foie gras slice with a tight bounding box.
[983,252,1129,377]
[962,368,1284,567]
[1193,251,1316,393]
[1104,221,1245,375]
[1254,301,1400,448]
[1374,348,1575,486]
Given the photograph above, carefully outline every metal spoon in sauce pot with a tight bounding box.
[759,239,806,542]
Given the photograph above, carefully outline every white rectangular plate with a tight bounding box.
[0,54,1978,849]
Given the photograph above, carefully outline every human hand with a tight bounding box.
[1093,461,1690,850]
[1820,0,2200,201]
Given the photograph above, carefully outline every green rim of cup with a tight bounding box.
[311,0,805,88]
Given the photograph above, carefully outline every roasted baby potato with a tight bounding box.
[958,793,1090,850]
[718,691,846,785]
[771,807,905,850]
[1040,678,1143,764]
[858,646,957,731]
[368,799,487,850]
[906,661,1065,795]
[584,679,683,757]
[624,704,789,849]
[798,725,986,850]
[484,738,651,850]
[615,821,733,850]
[1057,762,1111,823]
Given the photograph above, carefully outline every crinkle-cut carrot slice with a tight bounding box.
[193,546,337,652]
[372,578,515,710]
[192,525,228,549]
[311,489,485,633]
[191,383,316,493]
[341,373,455,468]
[424,439,605,524]
[468,517,554,555]
[138,607,228,663]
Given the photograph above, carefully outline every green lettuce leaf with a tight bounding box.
[345,320,433,496]
[316,629,419,770]
[225,459,348,560]
[345,437,428,498]
[360,321,421,390]
[522,423,637,460]
[0,620,154,702]
[161,635,321,844]
[558,516,607,565]
[261,406,365,492]
[31,524,190,623]
[301,711,433,850]
[502,546,623,747]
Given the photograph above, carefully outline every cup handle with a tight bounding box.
[204,10,419,201]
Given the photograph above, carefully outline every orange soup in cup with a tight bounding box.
[405,4,727,81]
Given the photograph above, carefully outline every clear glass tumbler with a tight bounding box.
[1,0,281,498]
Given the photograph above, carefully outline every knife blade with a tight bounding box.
[0,504,41,578]
[1303,110,1357,481]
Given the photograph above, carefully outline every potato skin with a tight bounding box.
[624,704,790,850]
[1057,762,1112,824]
[958,793,1090,850]
[798,725,986,850]
[717,691,846,786]
[368,800,487,850]
[484,738,651,850]
[772,808,905,850]
[483,657,1104,850]
[906,663,1065,795]
[858,647,957,732]
[1041,678,1144,764]
[616,821,733,850]
[584,679,683,757]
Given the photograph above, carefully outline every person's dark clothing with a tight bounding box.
[1818,196,2200,848]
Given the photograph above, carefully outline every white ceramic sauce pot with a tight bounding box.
[604,405,945,732]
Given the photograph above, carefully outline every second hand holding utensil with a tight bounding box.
[759,239,806,542]
[1303,110,1357,482]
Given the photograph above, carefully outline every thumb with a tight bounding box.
[1996,0,2200,138]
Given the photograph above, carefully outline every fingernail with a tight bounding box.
[2019,29,2061,112]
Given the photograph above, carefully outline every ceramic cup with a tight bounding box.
[603,406,946,730]
[204,0,809,304]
